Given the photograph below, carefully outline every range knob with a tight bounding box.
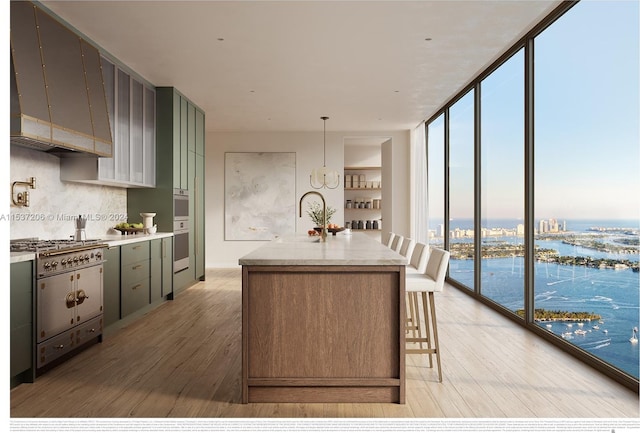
[84,254,90,261]
[79,256,85,262]
[43,262,51,270]
[51,261,58,269]
[61,259,67,266]
[95,251,102,259]
[73,256,79,263]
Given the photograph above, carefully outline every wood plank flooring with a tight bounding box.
[10,268,639,418]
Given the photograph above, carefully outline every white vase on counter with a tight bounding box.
[140,213,156,231]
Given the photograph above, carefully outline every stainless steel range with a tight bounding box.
[11,239,108,372]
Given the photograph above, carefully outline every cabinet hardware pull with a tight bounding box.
[132,264,142,270]
[132,245,141,250]
[132,284,142,290]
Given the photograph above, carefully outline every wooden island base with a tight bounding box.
[242,264,405,404]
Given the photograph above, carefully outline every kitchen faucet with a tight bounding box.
[299,191,327,242]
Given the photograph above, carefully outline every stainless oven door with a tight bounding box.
[174,220,189,273]
[37,264,103,343]
[174,189,189,221]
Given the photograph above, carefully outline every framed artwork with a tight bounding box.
[224,152,296,240]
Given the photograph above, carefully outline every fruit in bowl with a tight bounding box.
[115,222,144,233]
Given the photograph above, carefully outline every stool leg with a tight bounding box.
[413,292,424,349]
[428,292,442,382]
[406,292,417,337]
[421,292,433,368]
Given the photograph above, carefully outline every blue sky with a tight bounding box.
[430,0,639,223]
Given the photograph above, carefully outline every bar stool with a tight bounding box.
[391,235,404,253]
[384,232,396,248]
[399,237,416,261]
[405,247,450,382]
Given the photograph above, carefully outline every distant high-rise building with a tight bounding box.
[516,224,525,236]
[438,223,444,237]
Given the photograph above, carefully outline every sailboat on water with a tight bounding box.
[630,327,638,344]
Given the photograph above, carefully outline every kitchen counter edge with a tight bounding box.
[9,233,174,264]
[101,232,173,247]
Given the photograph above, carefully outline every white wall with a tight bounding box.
[205,130,410,268]
[9,145,127,240]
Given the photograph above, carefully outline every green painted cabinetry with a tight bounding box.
[128,87,205,293]
[10,261,34,386]
[151,237,173,301]
[103,246,121,327]
[120,241,150,318]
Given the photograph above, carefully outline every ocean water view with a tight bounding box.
[432,218,640,379]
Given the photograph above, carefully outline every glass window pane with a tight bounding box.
[427,114,445,249]
[448,90,475,290]
[480,50,525,311]
[534,1,639,379]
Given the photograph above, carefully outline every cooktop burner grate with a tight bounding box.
[10,238,104,253]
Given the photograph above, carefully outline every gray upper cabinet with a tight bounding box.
[60,56,156,188]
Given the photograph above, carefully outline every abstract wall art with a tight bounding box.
[224,152,296,240]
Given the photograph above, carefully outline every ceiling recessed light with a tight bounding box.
[394,90,399,93]
[217,38,225,41]
[250,90,255,93]
[425,37,432,41]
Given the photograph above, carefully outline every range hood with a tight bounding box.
[10,1,112,157]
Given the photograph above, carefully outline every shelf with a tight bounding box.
[345,188,381,191]
[344,166,381,171]
[345,208,381,210]
[350,229,382,232]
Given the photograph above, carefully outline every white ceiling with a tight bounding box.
[39,0,561,133]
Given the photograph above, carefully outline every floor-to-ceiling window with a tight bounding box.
[480,50,525,311]
[427,114,445,249]
[448,90,475,290]
[424,1,639,388]
[533,0,639,380]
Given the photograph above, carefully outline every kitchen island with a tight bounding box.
[239,233,407,404]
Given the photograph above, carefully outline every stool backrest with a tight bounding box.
[385,232,396,248]
[392,235,404,253]
[425,248,451,292]
[410,242,428,273]
[399,237,416,259]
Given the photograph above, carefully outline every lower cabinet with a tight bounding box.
[150,237,173,301]
[121,242,151,318]
[103,246,121,327]
[104,236,174,327]
[10,261,34,386]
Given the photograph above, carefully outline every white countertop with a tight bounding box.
[238,232,407,266]
[9,232,173,264]
[100,232,173,247]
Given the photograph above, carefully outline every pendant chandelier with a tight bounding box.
[310,116,340,189]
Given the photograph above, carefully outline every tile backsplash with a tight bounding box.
[10,145,127,240]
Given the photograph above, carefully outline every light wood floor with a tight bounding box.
[10,268,639,418]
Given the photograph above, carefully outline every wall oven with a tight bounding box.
[174,220,189,272]
[174,188,189,221]
[173,189,190,273]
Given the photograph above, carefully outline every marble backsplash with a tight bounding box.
[10,145,127,240]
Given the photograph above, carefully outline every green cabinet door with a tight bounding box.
[150,239,162,303]
[103,246,121,327]
[10,261,33,383]
[121,241,150,318]
[162,237,173,297]
[180,97,188,189]
[171,90,181,189]
[195,153,205,280]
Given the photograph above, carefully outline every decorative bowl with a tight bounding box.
[145,225,158,234]
[115,227,144,235]
[327,227,346,236]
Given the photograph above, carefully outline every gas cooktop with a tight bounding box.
[10,238,105,253]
